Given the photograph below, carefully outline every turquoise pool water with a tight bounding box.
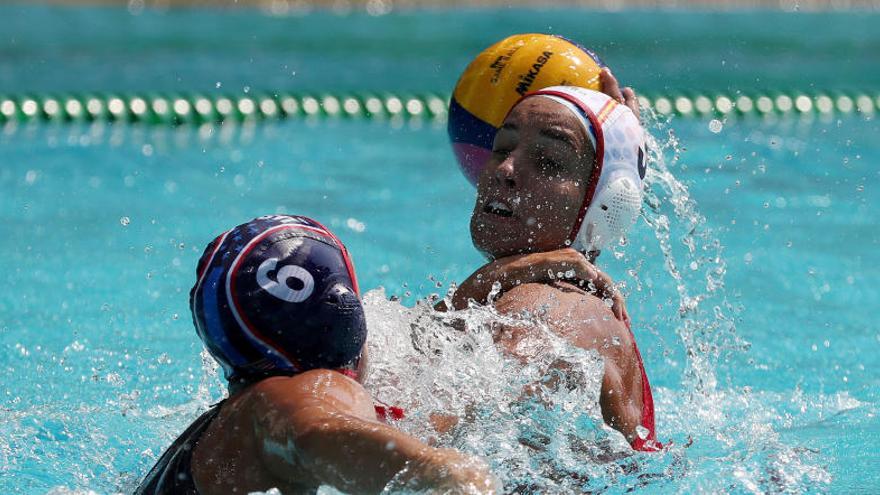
[1,5,878,494]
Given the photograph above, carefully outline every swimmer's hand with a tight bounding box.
[400,449,498,494]
[600,68,641,122]
[443,248,629,325]
[429,412,460,435]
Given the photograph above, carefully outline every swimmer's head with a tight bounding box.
[190,215,367,389]
[471,86,645,260]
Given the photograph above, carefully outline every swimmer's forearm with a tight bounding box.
[292,416,497,493]
[447,268,495,310]
[289,413,441,493]
[445,250,629,322]
[446,252,570,310]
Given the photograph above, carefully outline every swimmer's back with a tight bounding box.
[191,370,377,495]
[492,282,645,442]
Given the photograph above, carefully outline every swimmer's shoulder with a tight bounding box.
[495,280,609,318]
[495,282,633,353]
[237,371,376,420]
[193,371,376,493]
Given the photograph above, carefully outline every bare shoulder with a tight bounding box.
[494,282,634,356]
[494,283,644,441]
[192,372,377,494]
[241,371,376,420]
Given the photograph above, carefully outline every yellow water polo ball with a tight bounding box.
[448,33,606,185]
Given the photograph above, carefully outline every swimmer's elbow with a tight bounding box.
[256,407,358,484]
[292,407,385,462]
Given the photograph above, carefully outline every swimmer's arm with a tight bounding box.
[494,284,642,443]
[247,371,495,494]
[440,248,628,324]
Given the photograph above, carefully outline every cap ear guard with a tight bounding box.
[529,86,646,255]
[574,174,642,253]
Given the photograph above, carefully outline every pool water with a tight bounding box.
[1,5,878,494]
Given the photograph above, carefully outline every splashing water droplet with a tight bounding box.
[487,281,503,303]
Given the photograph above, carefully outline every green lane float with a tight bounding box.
[0,91,875,126]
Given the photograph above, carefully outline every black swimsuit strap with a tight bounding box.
[134,400,226,495]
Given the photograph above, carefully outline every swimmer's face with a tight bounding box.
[471,97,594,259]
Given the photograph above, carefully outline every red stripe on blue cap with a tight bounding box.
[305,217,361,296]
[225,222,342,368]
[225,218,360,371]
[227,224,308,370]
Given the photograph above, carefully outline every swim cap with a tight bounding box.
[190,215,366,384]
[521,86,647,254]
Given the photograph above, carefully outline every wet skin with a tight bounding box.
[468,96,645,442]
[191,369,496,494]
[470,97,594,259]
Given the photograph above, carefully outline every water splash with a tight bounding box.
[638,108,747,397]
[354,108,834,492]
[362,289,674,493]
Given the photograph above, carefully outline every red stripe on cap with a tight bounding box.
[523,89,606,245]
[229,224,306,368]
[227,220,358,370]
[306,217,361,296]
[196,230,231,285]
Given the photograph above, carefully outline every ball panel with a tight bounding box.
[452,34,605,128]
[452,142,493,186]
[556,35,607,71]
[449,33,608,186]
[448,96,496,147]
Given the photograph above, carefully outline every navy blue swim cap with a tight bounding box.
[190,215,366,383]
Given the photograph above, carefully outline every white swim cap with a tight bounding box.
[526,86,646,254]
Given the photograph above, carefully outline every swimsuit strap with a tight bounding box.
[374,402,406,422]
[332,368,406,422]
[624,321,663,452]
[135,400,226,495]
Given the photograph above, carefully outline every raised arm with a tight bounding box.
[440,248,629,325]
[244,370,496,494]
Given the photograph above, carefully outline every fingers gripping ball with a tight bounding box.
[448,33,606,186]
